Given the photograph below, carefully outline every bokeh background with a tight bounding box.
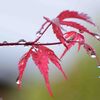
[0,0,100,100]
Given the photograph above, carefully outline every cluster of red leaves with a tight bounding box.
[16,10,100,96]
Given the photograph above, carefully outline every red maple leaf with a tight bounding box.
[57,10,95,25]
[60,20,100,41]
[60,31,85,59]
[52,22,68,48]
[31,45,67,96]
[31,47,53,96]
[16,48,32,88]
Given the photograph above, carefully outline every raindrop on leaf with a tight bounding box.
[16,80,20,85]
[16,76,20,85]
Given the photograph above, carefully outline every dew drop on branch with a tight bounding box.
[18,39,26,44]
[3,41,8,44]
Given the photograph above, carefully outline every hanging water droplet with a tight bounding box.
[16,76,20,85]
[97,65,100,68]
[90,52,96,58]
[95,34,100,40]
[91,54,96,58]
[16,80,20,85]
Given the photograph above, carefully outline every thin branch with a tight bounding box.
[0,41,60,46]
[0,40,83,47]
[33,21,51,43]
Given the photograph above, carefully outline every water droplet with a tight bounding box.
[91,54,96,58]
[3,41,8,44]
[95,35,100,40]
[36,30,41,34]
[97,65,100,68]
[18,39,26,44]
[16,76,20,85]
[16,80,20,85]
[90,51,96,58]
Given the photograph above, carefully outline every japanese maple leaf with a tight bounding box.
[60,31,85,59]
[60,20,100,41]
[31,48,53,96]
[57,10,100,40]
[31,45,67,96]
[52,20,68,48]
[57,10,95,25]
[16,48,32,88]
[43,17,68,48]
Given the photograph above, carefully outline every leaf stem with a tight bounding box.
[33,21,51,43]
